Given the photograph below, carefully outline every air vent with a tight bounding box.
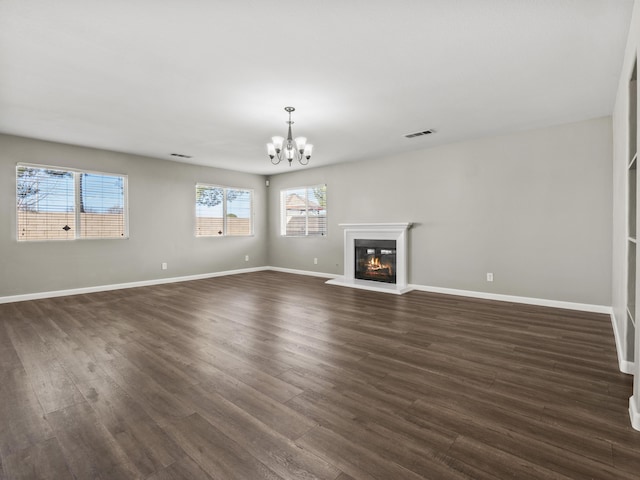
[404,129,435,139]
[170,153,192,158]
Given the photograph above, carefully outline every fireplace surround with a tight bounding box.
[326,223,412,294]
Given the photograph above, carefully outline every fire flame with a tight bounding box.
[367,256,393,275]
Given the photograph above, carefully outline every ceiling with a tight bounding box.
[0,0,634,175]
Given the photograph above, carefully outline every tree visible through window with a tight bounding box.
[195,184,253,236]
[16,165,127,241]
[280,184,327,236]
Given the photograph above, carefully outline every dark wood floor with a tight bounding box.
[0,271,639,479]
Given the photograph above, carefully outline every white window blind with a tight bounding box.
[78,173,126,238]
[195,184,253,236]
[16,165,127,241]
[280,184,327,236]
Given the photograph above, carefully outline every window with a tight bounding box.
[16,165,127,241]
[280,184,327,236]
[195,184,253,236]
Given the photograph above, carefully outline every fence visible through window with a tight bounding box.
[16,165,127,241]
[280,184,327,237]
[195,184,253,237]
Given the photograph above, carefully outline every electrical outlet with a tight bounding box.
[314,257,318,265]
[486,272,493,282]
[161,262,168,270]
[245,255,249,262]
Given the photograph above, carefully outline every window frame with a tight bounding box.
[280,184,327,237]
[195,183,254,237]
[16,163,129,242]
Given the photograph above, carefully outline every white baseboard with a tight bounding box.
[267,266,337,279]
[610,311,635,375]
[620,361,635,375]
[409,283,612,315]
[630,396,640,431]
[0,266,270,304]
[0,266,613,322]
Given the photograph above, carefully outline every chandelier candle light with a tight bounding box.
[267,107,313,166]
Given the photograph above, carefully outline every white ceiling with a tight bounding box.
[0,0,633,175]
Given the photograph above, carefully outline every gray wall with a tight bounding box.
[1,116,613,307]
[268,117,613,306]
[0,134,268,297]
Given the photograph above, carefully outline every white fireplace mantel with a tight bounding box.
[326,222,413,295]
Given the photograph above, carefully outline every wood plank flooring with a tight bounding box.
[0,270,638,479]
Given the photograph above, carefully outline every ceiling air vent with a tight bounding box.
[170,153,192,158]
[404,129,435,139]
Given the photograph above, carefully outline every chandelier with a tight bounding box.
[267,107,313,166]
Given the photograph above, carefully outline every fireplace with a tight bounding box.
[355,239,396,283]
[326,222,413,294]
